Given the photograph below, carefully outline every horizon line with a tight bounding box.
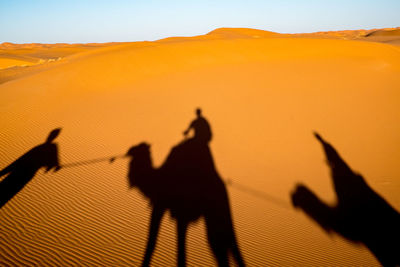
[1,25,399,45]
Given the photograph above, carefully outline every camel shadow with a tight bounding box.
[0,128,61,209]
[126,138,245,267]
[291,133,400,266]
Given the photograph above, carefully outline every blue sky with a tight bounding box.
[1,0,399,43]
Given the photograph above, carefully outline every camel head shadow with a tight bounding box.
[291,132,400,266]
[126,139,245,267]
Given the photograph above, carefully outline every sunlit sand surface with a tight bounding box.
[1,27,399,266]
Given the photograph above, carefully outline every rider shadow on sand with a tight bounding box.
[0,128,61,209]
[291,133,400,267]
[126,109,245,267]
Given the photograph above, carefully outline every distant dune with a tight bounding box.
[0,58,36,69]
[1,27,399,84]
[0,42,127,83]
[0,27,399,266]
[366,28,400,37]
[156,28,280,44]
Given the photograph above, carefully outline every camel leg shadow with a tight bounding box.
[205,203,245,267]
[141,206,165,267]
[177,219,188,267]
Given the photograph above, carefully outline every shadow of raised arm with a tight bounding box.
[0,128,61,209]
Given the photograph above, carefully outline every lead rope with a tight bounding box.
[60,154,292,209]
[225,178,291,209]
[61,154,126,168]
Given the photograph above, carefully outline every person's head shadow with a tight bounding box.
[0,128,61,209]
[126,125,245,266]
[291,132,400,266]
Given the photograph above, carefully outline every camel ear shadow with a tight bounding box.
[126,143,151,157]
[46,128,62,143]
[139,142,151,151]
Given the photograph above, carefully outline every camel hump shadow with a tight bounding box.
[127,138,245,267]
[291,133,400,266]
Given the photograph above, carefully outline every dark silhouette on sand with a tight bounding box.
[0,128,61,209]
[126,113,244,267]
[291,132,400,266]
[183,108,212,144]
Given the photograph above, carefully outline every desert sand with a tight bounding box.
[1,27,399,266]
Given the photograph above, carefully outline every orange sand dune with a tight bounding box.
[2,27,399,84]
[158,28,281,43]
[366,28,400,37]
[0,42,126,83]
[0,28,400,266]
[0,42,119,63]
[0,58,36,69]
[293,27,400,46]
[0,41,125,50]
[207,27,281,38]
[362,28,400,46]
[298,29,374,39]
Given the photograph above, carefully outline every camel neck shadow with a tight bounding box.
[291,133,400,266]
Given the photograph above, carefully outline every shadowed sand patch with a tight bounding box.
[1,28,399,266]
